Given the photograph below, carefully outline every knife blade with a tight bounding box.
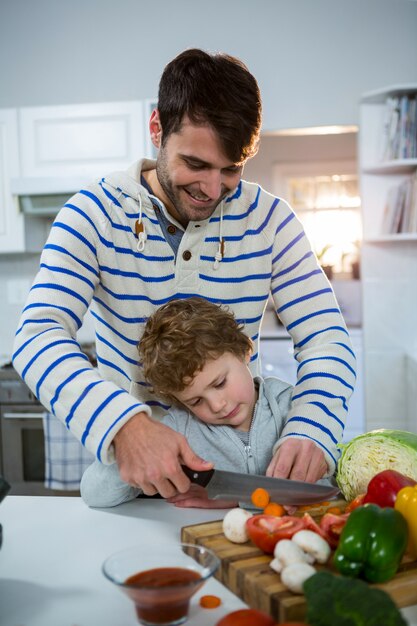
[182,466,340,505]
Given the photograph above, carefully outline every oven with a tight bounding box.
[0,371,49,495]
[0,349,96,496]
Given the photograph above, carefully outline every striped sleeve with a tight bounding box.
[12,198,151,464]
[269,200,356,474]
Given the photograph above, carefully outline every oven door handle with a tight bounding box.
[2,412,44,419]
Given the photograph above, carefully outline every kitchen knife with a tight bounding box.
[182,466,340,505]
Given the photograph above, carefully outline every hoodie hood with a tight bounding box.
[101,158,228,267]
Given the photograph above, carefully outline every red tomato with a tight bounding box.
[301,513,328,540]
[319,512,350,548]
[215,608,276,625]
[246,514,305,554]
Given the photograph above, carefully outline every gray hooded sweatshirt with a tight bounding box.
[81,376,293,508]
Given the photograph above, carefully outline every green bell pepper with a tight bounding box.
[333,503,408,583]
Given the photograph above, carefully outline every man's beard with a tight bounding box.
[156,148,224,226]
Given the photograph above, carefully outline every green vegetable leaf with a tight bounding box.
[336,429,417,501]
[304,571,407,626]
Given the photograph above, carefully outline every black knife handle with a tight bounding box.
[181,465,214,487]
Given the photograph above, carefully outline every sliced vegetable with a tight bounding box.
[395,484,417,557]
[246,514,305,554]
[298,501,330,512]
[326,506,342,515]
[363,469,416,507]
[345,493,365,513]
[199,594,221,608]
[251,487,270,508]
[336,429,417,501]
[263,502,285,517]
[333,503,408,583]
[319,512,350,548]
[301,513,328,540]
[304,571,407,626]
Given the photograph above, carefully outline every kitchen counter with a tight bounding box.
[0,496,416,626]
[0,496,245,626]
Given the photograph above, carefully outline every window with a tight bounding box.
[273,160,362,276]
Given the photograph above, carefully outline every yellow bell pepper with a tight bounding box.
[395,485,417,558]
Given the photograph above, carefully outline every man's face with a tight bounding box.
[154,116,243,226]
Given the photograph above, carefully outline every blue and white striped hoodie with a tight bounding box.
[12,158,356,473]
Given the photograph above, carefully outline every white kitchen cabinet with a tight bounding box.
[18,100,149,181]
[359,84,417,432]
[0,109,24,252]
[0,99,157,253]
[260,329,364,442]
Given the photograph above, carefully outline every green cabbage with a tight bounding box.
[336,429,417,501]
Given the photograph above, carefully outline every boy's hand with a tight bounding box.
[113,412,213,498]
[166,483,238,509]
[266,439,327,483]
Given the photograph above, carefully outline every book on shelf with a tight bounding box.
[379,93,417,161]
[381,172,417,234]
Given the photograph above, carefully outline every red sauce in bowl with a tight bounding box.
[125,566,202,624]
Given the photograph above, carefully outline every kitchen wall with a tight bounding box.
[1,0,417,130]
[1,0,416,358]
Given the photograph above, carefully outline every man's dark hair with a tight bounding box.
[157,48,262,163]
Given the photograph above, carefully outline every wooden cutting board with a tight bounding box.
[181,501,417,623]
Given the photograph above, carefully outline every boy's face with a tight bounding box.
[174,352,256,432]
[150,112,243,227]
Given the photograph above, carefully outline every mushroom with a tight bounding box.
[291,530,331,564]
[280,562,316,594]
[272,539,314,572]
[222,508,252,543]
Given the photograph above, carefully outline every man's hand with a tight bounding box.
[166,483,238,509]
[266,439,327,483]
[113,412,213,498]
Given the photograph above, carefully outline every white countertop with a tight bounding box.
[0,496,415,626]
[0,496,245,626]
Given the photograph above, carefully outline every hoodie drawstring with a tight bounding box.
[213,204,225,270]
[135,193,147,252]
[134,188,224,264]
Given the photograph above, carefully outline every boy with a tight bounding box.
[81,297,295,508]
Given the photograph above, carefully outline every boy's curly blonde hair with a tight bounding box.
[139,297,253,402]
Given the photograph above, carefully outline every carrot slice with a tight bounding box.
[251,487,270,508]
[263,502,285,517]
[298,501,330,511]
[326,506,342,515]
[199,595,221,609]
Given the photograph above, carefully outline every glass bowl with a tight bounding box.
[102,542,220,625]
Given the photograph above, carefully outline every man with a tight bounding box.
[12,49,356,499]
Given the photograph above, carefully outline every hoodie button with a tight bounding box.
[182,250,192,261]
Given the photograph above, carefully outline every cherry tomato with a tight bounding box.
[246,514,305,554]
[215,608,276,625]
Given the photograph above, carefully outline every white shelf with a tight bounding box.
[360,84,417,434]
[365,234,417,243]
[362,159,417,175]
[361,83,417,104]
